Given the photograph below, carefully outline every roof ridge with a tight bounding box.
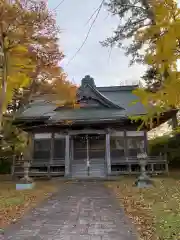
[88,84,124,110]
[97,85,138,91]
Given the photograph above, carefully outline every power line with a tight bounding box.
[107,46,113,65]
[42,0,67,24]
[84,5,101,27]
[84,5,112,65]
[66,0,105,66]
[53,0,66,11]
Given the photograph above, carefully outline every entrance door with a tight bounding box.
[72,134,106,177]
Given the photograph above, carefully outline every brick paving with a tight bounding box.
[2,182,138,240]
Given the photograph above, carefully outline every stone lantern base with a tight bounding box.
[16,178,35,190]
[19,176,33,184]
[135,175,153,188]
[16,175,34,191]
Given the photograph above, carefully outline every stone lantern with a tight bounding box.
[21,160,33,183]
[16,158,34,190]
[135,152,153,187]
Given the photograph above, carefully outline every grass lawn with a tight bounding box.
[0,179,58,229]
[106,173,180,240]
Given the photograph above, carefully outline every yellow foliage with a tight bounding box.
[52,75,77,107]
[133,0,180,127]
[0,0,66,114]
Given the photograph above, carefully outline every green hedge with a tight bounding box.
[0,149,14,174]
[0,158,12,174]
[149,134,180,168]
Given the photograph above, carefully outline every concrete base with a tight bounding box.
[134,178,153,188]
[16,183,35,190]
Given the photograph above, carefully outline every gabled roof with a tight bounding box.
[77,77,124,109]
[15,76,147,124]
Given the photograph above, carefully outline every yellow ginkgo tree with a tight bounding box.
[132,0,180,129]
[0,0,64,133]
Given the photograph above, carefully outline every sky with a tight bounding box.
[48,0,146,86]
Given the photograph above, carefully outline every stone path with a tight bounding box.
[2,182,137,240]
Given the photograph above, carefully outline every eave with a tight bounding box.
[13,116,50,128]
[130,109,178,131]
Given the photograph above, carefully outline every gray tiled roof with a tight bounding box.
[18,102,56,118]
[16,80,146,122]
[98,89,146,115]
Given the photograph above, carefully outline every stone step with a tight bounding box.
[71,162,106,177]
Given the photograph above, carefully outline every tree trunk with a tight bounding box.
[0,34,7,135]
[171,113,178,130]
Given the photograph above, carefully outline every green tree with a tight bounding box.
[102,0,155,64]
[102,0,164,92]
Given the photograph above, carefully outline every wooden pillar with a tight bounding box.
[165,153,169,175]
[144,130,148,154]
[50,133,54,163]
[30,133,34,163]
[124,130,128,160]
[151,163,153,173]
[70,137,74,174]
[124,130,130,173]
[65,134,70,177]
[48,133,54,178]
[106,130,111,175]
[11,148,15,179]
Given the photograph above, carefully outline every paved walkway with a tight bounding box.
[2,182,137,240]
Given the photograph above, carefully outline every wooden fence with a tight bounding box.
[12,155,168,177]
